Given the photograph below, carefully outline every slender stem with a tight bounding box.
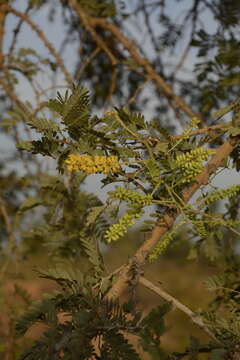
[106,137,239,301]
[0,198,17,280]
[67,0,201,121]
[148,123,228,144]
[3,4,73,85]
[139,276,220,343]
[0,4,6,67]
[76,47,101,81]
[68,0,118,67]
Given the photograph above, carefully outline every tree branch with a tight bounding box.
[147,122,228,144]
[67,0,118,67]
[107,136,239,300]
[75,46,101,81]
[0,4,7,67]
[7,3,32,62]
[99,26,197,118]
[0,197,17,280]
[2,5,73,85]
[68,1,201,120]
[139,276,220,343]
[0,77,31,117]
[0,78,39,174]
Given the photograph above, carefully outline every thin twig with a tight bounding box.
[0,4,7,67]
[139,276,220,343]
[110,121,228,149]
[147,122,228,144]
[68,0,118,67]
[172,0,200,80]
[0,199,13,241]
[7,3,32,62]
[37,84,72,99]
[0,78,39,173]
[106,67,118,106]
[67,0,200,120]
[0,77,31,117]
[106,137,239,301]
[128,80,149,105]
[89,18,201,120]
[3,4,73,85]
[140,0,164,73]
[0,198,17,280]
[76,47,101,81]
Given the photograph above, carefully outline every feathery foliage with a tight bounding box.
[1,1,240,359]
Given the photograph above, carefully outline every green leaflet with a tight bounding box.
[15,294,55,336]
[86,205,105,227]
[46,98,63,114]
[144,158,162,185]
[212,97,240,120]
[139,302,172,358]
[46,86,91,140]
[18,197,42,213]
[79,236,104,275]
[61,87,90,127]
[27,117,59,137]
[17,140,35,152]
[202,235,222,262]
[3,107,30,126]
[210,348,228,360]
[204,274,226,292]
[77,0,116,17]
[227,126,240,136]
[18,137,60,156]
[115,107,146,129]
[202,184,240,205]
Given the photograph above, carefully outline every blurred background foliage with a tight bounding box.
[0,0,240,359]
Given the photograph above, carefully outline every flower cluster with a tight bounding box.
[203,184,240,205]
[185,212,208,238]
[112,186,152,207]
[148,229,177,262]
[175,147,216,184]
[144,159,162,186]
[182,117,200,138]
[104,209,143,243]
[104,187,153,243]
[148,218,185,262]
[192,220,208,238]
[105,110,116,117]
[210,218,240,228]
[65,154,120,174]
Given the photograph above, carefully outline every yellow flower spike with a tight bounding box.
[65,154,120,174]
